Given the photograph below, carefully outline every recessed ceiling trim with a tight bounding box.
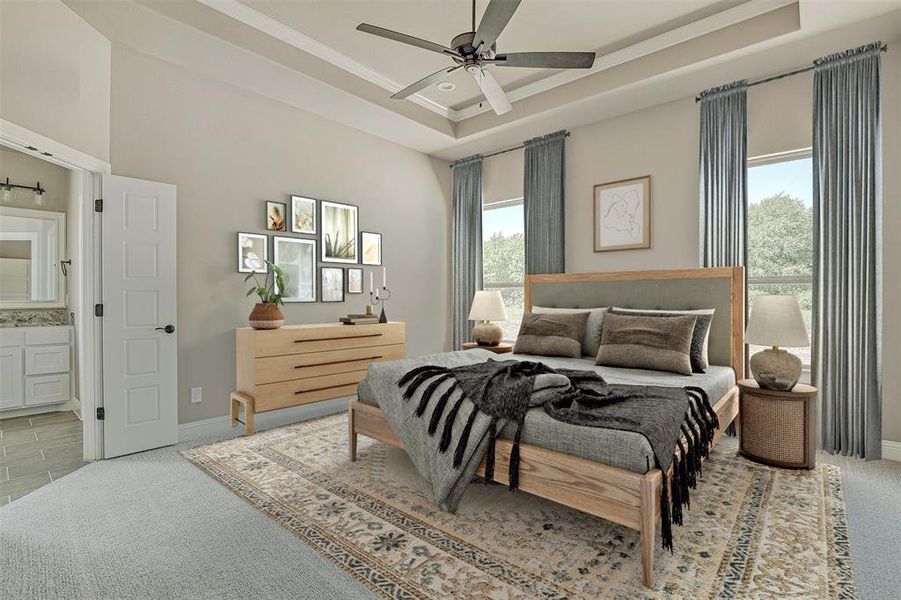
[197,0,454,119]
[453,0,798,120]
[201,0,795,124]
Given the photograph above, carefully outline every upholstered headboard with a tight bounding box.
[525,268,745,375]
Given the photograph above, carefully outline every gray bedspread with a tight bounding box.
[358,351,735,475]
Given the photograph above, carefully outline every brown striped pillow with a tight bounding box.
[513,313,589,358]
[595,313,698,375]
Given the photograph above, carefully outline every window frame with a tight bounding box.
[746,148,814,376]
[481,197,525,342]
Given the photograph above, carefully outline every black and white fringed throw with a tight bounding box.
[396,360,567,489]
[397,360,720,552]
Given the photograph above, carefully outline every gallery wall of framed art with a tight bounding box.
[236,195,385,304]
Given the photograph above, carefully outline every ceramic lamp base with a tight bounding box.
[750,347,802,391]
[472,321,502,346]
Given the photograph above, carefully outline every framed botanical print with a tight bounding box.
[273,236,316,302]
[360,231,382,266]
[321,200,358,263]
[593,175,651,252]
[291,195,316,235]
[237,232,268,273]
[346,267,363,294]
[321,267,345,302]
[266,201,287,231]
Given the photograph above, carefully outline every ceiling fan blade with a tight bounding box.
[474,68,512,115]
[391,65,463,100]
[357,23,457,57]
[473,0,522,52]
[494,52,596,69]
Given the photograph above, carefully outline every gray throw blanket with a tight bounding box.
[370,353,718,551]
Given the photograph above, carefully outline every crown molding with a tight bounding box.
[197,0,454,119]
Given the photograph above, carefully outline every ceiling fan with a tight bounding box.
[356,0,596,115]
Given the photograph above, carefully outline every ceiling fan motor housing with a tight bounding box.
[451,32,476,55]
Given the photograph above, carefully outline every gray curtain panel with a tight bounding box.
[698,80,749,267]
[813,42,883,459]
[524,130,566,274]
[451,155,483,349]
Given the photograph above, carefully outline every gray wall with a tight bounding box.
[556,45,900,444]
[109,46,451,424]
[0,0,110,162]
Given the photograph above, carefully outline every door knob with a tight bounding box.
[155,324,175,334]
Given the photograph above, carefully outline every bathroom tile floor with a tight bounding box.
[0,411,86,505]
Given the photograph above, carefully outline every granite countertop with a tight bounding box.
[0,309,73,328]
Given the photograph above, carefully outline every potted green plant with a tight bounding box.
[244,261,286,329]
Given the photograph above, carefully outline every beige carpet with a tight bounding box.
[183,414,856,599]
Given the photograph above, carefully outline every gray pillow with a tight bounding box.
[531,306,608,357]
[596,312,698,375]
[513,312,589,358]
[609,307,715,373]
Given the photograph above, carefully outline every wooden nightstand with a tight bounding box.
[737,379,817,469]
[461,342,513,354]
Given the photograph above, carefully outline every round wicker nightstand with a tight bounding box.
[737,379,817,470]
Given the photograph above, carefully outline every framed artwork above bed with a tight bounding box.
[593,175,651,252]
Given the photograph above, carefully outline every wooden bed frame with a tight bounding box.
[348,267,744,588]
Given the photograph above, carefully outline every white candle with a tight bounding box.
[369,272,374,294]
[382,267,387,288]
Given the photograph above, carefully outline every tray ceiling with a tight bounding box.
[239,0,739,110]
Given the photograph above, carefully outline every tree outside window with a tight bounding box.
[482,200,524,341]
[747,154,813,370]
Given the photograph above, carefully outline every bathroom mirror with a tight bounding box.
[0,206,66,308]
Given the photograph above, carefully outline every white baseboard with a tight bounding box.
[882,440,901,463]
[178,397,349,442]
[1,400,79,420]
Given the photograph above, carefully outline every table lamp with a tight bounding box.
[468,290,508,346]
[745,295,810,391]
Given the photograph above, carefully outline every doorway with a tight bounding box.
[0,144,92,503]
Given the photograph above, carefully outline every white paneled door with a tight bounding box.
[101,175,178,458]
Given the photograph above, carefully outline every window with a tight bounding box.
[747,152,813,371]
[482,198,524,341]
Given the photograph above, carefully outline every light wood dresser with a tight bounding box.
[231,322,405,435]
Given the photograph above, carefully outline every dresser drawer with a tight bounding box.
[25,344,71,375]
[255,343,406,385]
[25,373,70,406]
[0,329,26,347]
[24,327,71,346]
[253,370,368,412]
[252,323,405,357]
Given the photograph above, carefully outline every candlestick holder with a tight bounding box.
[369,286,391,323]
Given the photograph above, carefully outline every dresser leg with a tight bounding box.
[230,392,255,436]
[348,400,358,462]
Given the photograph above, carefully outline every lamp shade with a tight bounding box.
[745,295,810,347]
[468,290,508,321]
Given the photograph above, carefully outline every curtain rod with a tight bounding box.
[450,131,570,167]
[695,44,888,102]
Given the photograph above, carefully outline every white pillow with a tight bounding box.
[531,306,608,357]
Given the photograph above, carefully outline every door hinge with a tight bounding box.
[96,407,105,420]
[94,304,103,317]
[94,198,103,212]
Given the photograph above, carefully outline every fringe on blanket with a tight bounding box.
[662,386,720,552]
[397,364,523,489]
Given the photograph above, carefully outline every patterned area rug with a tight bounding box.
[183,415,856,599]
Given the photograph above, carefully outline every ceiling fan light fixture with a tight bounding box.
[436,81,456,92]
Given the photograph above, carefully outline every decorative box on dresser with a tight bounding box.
[737,379,817,469]
[232,322,405,435]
